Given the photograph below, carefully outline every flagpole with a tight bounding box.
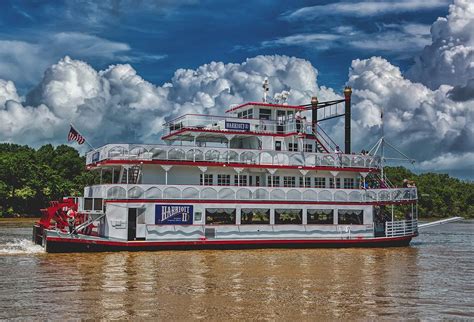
[70,122,95,150]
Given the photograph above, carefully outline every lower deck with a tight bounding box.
[89,201,417,241]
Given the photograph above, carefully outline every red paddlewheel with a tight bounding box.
[38,198,78,230]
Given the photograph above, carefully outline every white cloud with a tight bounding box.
[418,152,474,171]
[0,55,338,147]
[0,80,21,107]
[261,34,342,50]
[340,56,474,176]
[259,23,431,55]
[0,32,166,88]
[284,0,449,20]
[408,0,474,89]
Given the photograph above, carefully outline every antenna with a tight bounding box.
[368,106,416,185]
[262,77,269,103]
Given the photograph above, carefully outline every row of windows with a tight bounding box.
[237,109,253,119]
[268,176,358,189]
[274,142,314,152]
[204,208,363,225]
[201,174,359,188]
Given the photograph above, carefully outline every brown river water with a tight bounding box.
[0,219,472,320]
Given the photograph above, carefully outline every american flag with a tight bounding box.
[67,125,85,145]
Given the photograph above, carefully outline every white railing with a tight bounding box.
[385,219,418,237]
[84,184,417,203]
[163,114,301,136]
[86,143,381,169]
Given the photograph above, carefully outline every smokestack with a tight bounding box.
[344,86,352,154]
[311,96,318,134]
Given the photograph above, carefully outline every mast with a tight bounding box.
[380,105,385,181]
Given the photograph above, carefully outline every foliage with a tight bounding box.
[0,144,472,218]
[0,143,98,217]
[385,167,474,218]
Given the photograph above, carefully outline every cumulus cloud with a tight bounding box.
[408,0,474,89]
[342,56,474,177]
[0,80,21,107]
[0,55,337,147]
[283,0,449,20]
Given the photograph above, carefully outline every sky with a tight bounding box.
[0,0,473,179]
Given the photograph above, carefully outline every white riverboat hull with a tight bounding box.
[37,228,416,253]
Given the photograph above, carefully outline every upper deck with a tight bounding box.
[162,113,305,140]
[85,143,381,170]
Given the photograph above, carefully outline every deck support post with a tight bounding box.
[160,165,173,185]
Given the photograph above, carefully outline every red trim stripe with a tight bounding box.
[89,159,378,173]
[46,235,415,247]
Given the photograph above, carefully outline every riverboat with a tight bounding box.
[33,86,418,252]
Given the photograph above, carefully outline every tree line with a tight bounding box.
[0,143,472,218]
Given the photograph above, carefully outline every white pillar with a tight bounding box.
[268,169,277,187]
[299,169,309,188]
[161,165,173,185]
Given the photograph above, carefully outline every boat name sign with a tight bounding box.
[225,121,250,131]
[155,205,193,225]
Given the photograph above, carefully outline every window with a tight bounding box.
[314,177,326,188]
[267,175,280,187]
[343,178,355,189]
[241,208,270,224]
[304,144,313,152]
[288,143,298,151]
[217,174,231,186]
[307,209,333,224]
[299,177,311,187]
[84,198,93,210]
[200,174,213,185]
[205,208,236,225]
[234,175,248,186]
[283,176,296,187]
[259,108,272,120]
[239,109,253,119]
[338,209,364,225]
[275,141,282,151]
[275,209,302,224]
[329,177,341,188]
[194,212,202,222]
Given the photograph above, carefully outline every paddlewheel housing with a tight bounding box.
[33,197,94,245]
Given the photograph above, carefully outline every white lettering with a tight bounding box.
[160,205,191,222]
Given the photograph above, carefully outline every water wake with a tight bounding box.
[0,239,45,255]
